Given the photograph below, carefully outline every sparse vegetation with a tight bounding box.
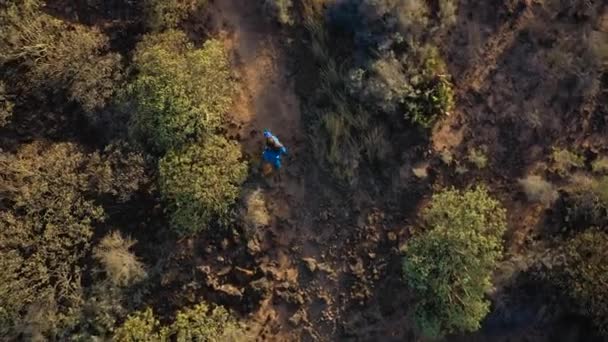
[403,187,507,337]
[1,0,607,340]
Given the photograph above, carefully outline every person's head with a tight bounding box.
[264,130,272,138]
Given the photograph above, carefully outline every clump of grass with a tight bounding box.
[467,147,488,169]
[518,175,558,205]
[93,231,147,287]
[244,189,270,230]
[551,148,585,176]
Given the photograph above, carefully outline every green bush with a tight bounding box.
[169,302,243,341]
[114,302,244,342]
[159,135,248,235]
[403,187,507,337]
[554,229,608,333]
[129,31,234,152]
[144,0,207,31]
[113,308,167,342]
[0,0,123,111]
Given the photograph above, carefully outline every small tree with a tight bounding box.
[159,135,248,235]
[403,187,507,337]
[128,30,234,152]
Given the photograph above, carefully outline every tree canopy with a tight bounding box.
[402,187,507,337]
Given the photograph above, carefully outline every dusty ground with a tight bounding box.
[159,0,608,341]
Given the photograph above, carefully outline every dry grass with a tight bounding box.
[244,189,270,230]
[467,147,488,169]
[518,175,558,206]
[94,231,147,287]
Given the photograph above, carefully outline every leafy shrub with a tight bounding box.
[467,147,488,169]
[114,302,244,342]
[550,148,585,176]
[169,302,243,341]
[264,0,294,25]
[144,0,207,31]
[93,232,147,287]
[0,81,13,127]
[403,187,507,337]
[159,135,248,235]
[113,308,167,342]
[0,0,123,111]
[553,229,608,333]
[129,31,234,152]
[518,175,558,205]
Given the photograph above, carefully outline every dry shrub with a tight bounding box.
[592,156,608,174]
[93,231,147,287]
[244,189,270,230]
[518,175,558,205]
[551,148,584,176]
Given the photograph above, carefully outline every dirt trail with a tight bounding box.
[209,0,302,156]
[208,1,323,340]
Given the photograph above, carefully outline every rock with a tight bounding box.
[387,232,397,241]
[368,252,376,259]
[247,238,262,254]
[217,284,243,299]
[235,266,255,277]
[288,309,307,327]
[302,257,317,273]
